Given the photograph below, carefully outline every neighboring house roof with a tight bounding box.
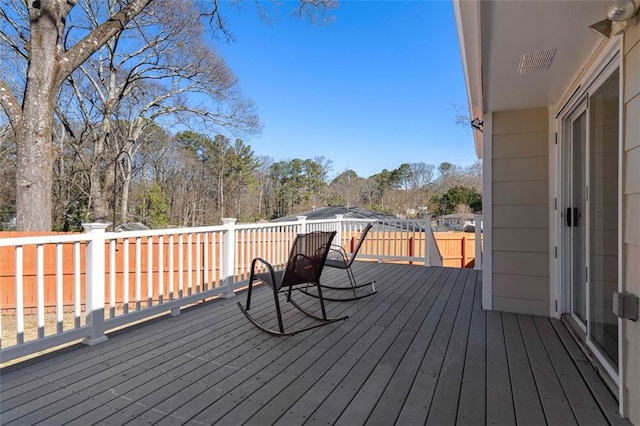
[271,206,400,223]
[453,0,605,158]
[438,213,476,221]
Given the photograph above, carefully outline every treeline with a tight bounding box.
[0,125,481,231]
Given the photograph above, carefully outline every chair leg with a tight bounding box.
[316,282,328,320]
[273,284,285,333]
[346,267,358,298]
[245,274,255,310]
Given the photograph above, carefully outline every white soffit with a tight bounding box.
[480,0,605,112]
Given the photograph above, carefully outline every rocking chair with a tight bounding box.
[237,230,348,336]
[299,223,377,301]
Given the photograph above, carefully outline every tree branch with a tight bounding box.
[58,0,156,85]
[0,78,22,132]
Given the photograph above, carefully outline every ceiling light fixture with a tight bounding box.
[589,0,638,38]
[606,0,637,21]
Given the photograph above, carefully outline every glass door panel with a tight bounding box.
[588,70,619,367]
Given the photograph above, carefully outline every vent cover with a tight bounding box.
[517,48,557,75]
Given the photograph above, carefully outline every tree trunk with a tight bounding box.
[119,155,132,225]
[89,131,111,223]
[15,7,64,231]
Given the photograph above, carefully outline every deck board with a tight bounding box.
[456,276,486,425]
[502,312,546,425]
[425,267,476,425]
[535,316,609,425]
[0,262,629,425]
[518,315,577,425]
[485,310,516,425]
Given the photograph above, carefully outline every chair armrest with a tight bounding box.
[328,245,350,264]
[250,257,277,286]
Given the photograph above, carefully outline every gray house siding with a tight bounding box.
[491,108,550,316]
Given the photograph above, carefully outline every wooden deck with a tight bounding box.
[0,263,629,425]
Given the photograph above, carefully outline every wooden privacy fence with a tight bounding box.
[0,230,479,313]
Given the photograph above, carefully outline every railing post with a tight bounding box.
[82,222,109,346]
[297,216,307,234]
[221,218,237,298]
[335,214,344,248]
[424,215,432,267]
[475,214,482,270]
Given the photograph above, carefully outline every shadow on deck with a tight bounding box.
[0,263,629,425]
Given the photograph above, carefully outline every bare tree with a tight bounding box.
[408,162,435,190]
[0,0,337,230]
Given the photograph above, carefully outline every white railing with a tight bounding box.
[0,215,445,364]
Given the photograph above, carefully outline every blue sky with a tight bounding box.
[215,0,475,179]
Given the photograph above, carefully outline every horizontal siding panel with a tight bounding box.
[625,21,640,54]
[493,157,548,182]
[492,296,549,316]
[625,147,640,194]
[493,132,548,159]
[493,251,549,277]
[626,95,640,151]
[625,243,640,295]
[493,228,548,253]
[493,181,548,205]
[625,194,640,246]
[625,42,640,101]
[493,205,549,229]
[493,108,548,135]
[492,273,549,301]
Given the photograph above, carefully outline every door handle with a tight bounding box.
[566,207,579,227]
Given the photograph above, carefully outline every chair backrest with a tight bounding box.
[346,223,373,266]
[280,231,336,289]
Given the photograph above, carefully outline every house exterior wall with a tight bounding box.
[623,24,640,426]
[491,108,550,316]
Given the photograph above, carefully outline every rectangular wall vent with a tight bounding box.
[518,48,557,75]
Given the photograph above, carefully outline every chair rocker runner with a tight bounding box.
[238,230,348,336]
[299,223,377,302]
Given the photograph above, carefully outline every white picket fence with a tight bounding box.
[0,215,457,363]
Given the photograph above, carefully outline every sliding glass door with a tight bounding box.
[588,71,619,367]
[563,69,619,375]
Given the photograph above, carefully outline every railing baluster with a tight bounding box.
[158,235,164,304]
[56,243,63,333]
[168,234,174,300]
[203,233,209,290]
[195,233,201,293]
[15,246,24,344]
[36,244,44,339]
[187,233,193,296]
[147,236,153,307]
[74,242,81,327]
[123,238,130,314]
[109,240,116,318]
[135,237,141,310]
[211,232,220,287]
[178,234,184,298]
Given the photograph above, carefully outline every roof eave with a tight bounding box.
[453,0,484,159]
